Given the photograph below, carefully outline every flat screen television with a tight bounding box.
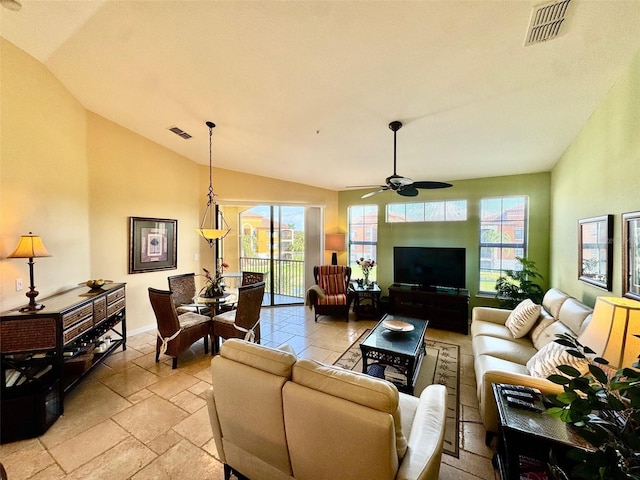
[393,246,466,289]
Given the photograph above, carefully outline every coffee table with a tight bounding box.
[359,314,428,394]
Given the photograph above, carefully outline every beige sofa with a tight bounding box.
[471,288,593,439]
[206,339,447,480]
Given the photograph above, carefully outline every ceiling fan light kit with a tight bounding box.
[361,121,452,199]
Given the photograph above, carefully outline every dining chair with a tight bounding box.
[148,287,213,369]
[211,281,266,354]
[241,271,265,285]
[167,273,211,315]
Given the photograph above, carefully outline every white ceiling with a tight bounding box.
[2,0,640,191]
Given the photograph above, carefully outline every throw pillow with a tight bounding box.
[505,299,541,338]
[526,340,590,379]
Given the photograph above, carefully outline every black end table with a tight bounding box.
[491,383,593,480]
[350,283,382,320]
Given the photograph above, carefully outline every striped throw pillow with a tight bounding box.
[318,273,346,295]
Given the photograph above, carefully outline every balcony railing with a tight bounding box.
[239,257,305,302]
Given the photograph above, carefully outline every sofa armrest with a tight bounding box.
[205,386,225,463]
[471,306,511,325]
[396,384,447,480]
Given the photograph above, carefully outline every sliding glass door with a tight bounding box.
[227,205,305,306]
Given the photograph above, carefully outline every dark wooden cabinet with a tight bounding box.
[0,283,126,443]
[388,284,469,334]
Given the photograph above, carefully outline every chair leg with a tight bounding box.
[155,343,160,363]
[172,357,178,369]
[204,334,209,355]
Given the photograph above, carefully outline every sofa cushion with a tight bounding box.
[220,338,296,377]
[526,340,590,379]
[557,298,593,335]
[505,299,541,338]
[472,335,538,365]
[528,309,556,346]
[542,288,571,319]
[471,320,534,345]
[532,316,575,351]
[292,358,407,458]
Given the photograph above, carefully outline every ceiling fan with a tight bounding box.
[355,121,452,199]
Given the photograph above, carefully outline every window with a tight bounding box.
[479,196,528,293]
[386,200,467,222]
[348,205,378,280]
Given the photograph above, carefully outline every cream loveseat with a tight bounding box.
[471,288,593,439]
[206,339,447,480]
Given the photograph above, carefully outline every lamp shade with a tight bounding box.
[577,296,640,368]
[7,233,51,258]
[195,228,230,241]
[325,233,346,252]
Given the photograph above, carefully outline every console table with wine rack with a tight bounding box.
[0,283,126,443]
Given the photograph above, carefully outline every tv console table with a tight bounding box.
[388,284,469,334]
[0,283,126,443]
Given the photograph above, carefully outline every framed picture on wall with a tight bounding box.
[622,211,640,301]
[129,217,177,274]
[578,215,613,291]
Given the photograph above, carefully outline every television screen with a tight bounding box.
[393,246,466,289]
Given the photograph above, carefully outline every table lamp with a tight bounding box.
[7,232,51,312]
[577,296,640,368]
[325,233,345,265]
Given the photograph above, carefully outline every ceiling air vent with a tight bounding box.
[524,0,571,46]
[168,126,192,139]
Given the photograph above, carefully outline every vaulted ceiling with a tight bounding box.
[2,1,640,191]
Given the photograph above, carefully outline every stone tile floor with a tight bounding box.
[0,306,498,479]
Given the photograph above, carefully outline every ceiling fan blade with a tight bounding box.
[397,186,419,197]
[412,181,453,189]
[361,188,388,199]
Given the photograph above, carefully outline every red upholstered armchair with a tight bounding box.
[309,265,352,322]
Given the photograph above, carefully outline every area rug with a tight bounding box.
[334,330,460,457]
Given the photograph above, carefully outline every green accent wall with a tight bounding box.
[338,172,551,310]
[550,50,640,307]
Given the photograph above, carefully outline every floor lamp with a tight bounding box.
[7,232,51,312]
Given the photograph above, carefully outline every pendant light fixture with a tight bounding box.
[196,121,230,246]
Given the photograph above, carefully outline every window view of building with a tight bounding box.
[479,196,528,293]
[348,205,378,280]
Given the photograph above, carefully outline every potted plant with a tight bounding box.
[544,333,640,480]
[495,256,544,309]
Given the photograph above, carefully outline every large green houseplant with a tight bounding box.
[545,333,640,480]
[495,256,544,309]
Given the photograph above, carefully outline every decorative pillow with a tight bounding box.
[318,273,346,295]
[505,299,541,338]
[526,340,590,379]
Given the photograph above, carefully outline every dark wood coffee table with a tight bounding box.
[359,314,428,394]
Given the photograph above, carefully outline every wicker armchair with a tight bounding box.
[309,265,352,322]
[167,273,211,315]
[148,287,213,369]
[211,281,265,354]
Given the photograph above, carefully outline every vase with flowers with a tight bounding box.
[356,257,375,287]
[200,261,229,298]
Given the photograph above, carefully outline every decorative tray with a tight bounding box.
[382,320,415,332]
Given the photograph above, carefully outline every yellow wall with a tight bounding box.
[0,38,338,332]
[1,39,90,304]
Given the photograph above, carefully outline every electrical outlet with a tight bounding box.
[16,278,23,291]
